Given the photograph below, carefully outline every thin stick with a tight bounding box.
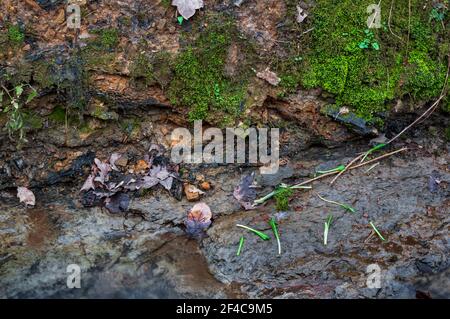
[290,147,407,188]
[365,162,380,173]
[406,0,411,56]
[348,147,407,170]
[330,154,364,185]
[388,0,403,41]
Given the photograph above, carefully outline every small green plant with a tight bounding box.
[90,28,119,50]
[274,187,294,211]
[0,83,37,141]
[358,29,380,51]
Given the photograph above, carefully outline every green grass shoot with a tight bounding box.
[269,218,281,255]
[370,221,386,241]
[361,143,386,162]
[317,193,355,213]
[236,236,245,256]
[316,164,346,175]
[324,215,333,245]
[236,224,270,241]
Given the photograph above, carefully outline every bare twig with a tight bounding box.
[406,0,411,56]
[365,162,380,173]
[388,0,403,41]
[289,147,408,188]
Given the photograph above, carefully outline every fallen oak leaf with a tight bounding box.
[109,152,122,171]
[17,187,35,207]
[94,158,111,184]
[80,173,95,192]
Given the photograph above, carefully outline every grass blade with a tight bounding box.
[369,221,386,241]
[236,224,270,241]
[324,215,333,245]
[269,218,281,255]
[317,193,355,213]
[316,164,346,175]
[236,236,245,256]
[361,143,386,163]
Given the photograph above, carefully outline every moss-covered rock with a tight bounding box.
[275,0,449,125]
[168,14,254,125]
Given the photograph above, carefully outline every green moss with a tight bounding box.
[130,52,155,87]
[275,0,449,124]
[91,28,119,50]
[160,0,171,8]
[445,127,450,141]
[33,61,55,88]
[81,48,118,72]
[153,51,174,89]
[402,50,446,100]
[274,187,293,211]
[120,118,141,136]
[23,112,43,130]
[168,15,250,124]
[49,106,66,123]
[7,25,24,44]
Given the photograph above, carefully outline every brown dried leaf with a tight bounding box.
[80,173,95,192]
[109,152,122,171]
[256,68,281,86]
[94,158,111,184]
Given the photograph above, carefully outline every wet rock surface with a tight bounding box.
[0,120,448,299]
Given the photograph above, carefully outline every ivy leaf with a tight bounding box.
[371,42,380,50]
[172,0,204,20]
